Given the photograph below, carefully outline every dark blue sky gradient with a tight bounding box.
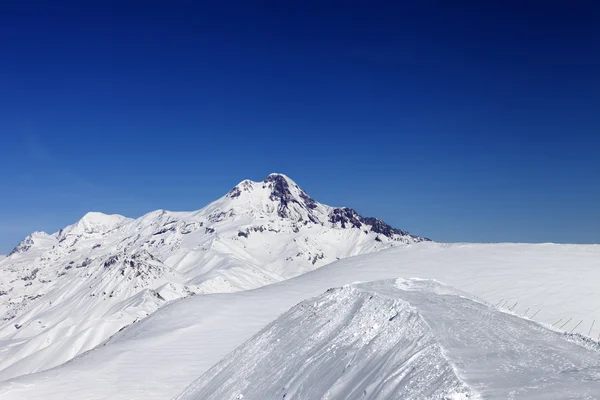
[1,1,599,251]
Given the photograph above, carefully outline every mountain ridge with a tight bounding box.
[0,173,427,381]
[177,278,600,400]
[7,173,426,256]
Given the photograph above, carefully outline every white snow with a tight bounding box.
[176,279,475,400]
[177,278,600,399]
[0,174,424,381]
[1,242,599,400]
[55,212,133,241]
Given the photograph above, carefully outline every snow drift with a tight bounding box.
[178,279,600,400]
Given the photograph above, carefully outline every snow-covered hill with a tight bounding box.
[0,173,426,380]
[177,279,600,400]
[177,279,475,400]
[1,243,599,400]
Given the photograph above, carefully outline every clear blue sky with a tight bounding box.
[1,1,599,252]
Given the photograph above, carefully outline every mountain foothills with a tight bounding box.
[0,173,427,380]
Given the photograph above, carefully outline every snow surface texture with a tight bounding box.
[177,279,600,400]
[0,173,425,381]
[1,243,599,400]
[177,279,474,400]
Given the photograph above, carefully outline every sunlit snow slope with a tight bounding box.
[1,243,598,400]
[0,173,425,380]
[177,279,600,400]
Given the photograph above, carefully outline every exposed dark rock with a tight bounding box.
[261,175,427,240]
[228,186,241,198]
[132,250,157,261]
[265,174,295,218]
[75,258,92,268]
[329,208,362,229]
[238,231,248,238]
[180,222,202,234]
[153,226,176,236]
[326,206,428,241]
[21,268,39,281]
[209,211,229,223]
[360,217,406,237]
[311,253,325,265]
[8,235,35,256]
[104,255,119,269]
[299,191,318,210]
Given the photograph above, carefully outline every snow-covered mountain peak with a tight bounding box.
[56,212,132,241]
[227,173,307,201]
[172,173,425,244]
[266,171,292,180]
[30,231,50,237]
[263,173,319,211]
[7,231,54,256]
[214,173,422,242]
[0,174,428,381]
[214,173,325,223]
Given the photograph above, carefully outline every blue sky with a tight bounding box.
[1,1,599,252]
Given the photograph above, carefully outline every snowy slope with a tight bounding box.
[0,173,426,380]
[177,279,600,400]
[177,279,474,400]
[1,242,599,400]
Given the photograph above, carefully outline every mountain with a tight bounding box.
[1,243,599,400]
[0,173,427,380]
[176,279,600,400]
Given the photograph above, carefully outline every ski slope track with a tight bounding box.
[0,173,426,381]
[0,243,599,399]
[177,279,600,400]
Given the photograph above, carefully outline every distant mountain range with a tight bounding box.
[0,173,427,380]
